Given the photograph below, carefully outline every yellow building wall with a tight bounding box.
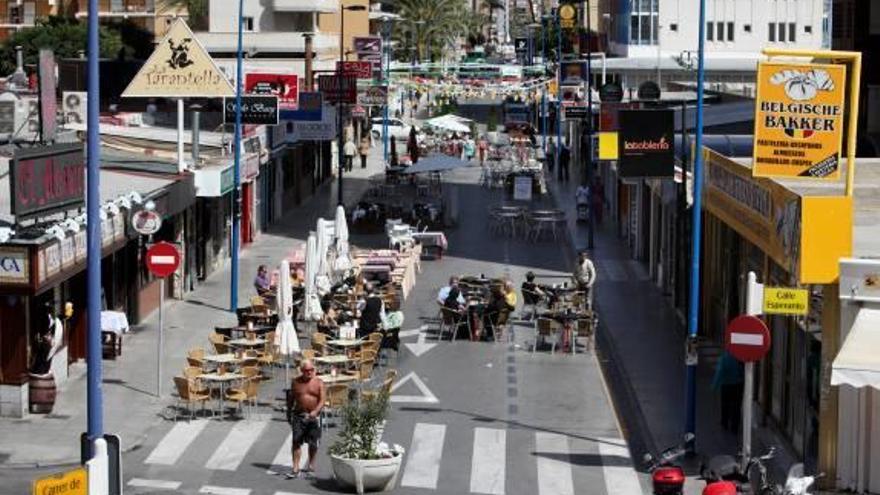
[318,0,370,61]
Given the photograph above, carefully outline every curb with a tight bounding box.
[0,431,150,471]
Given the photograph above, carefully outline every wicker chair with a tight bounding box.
[321,383,351,429]
[439,306,469,341]
[173,376,211,420]
[226,378,260,419]
[532,317,561,353]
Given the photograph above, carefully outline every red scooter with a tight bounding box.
[643,434,693,494]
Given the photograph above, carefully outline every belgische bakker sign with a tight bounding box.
[617,109,675,178]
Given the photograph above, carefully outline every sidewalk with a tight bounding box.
[545,168,798,489]
[0,152,382,469]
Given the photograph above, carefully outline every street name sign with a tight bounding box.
[752,61,846,179]
[33,467,87,495]
[146,242,180,278]
[122,19,233,98]
[725,315,771,363]
[762,287,809,316]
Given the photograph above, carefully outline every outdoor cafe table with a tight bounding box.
[328,338,365,349]
[229,325,274,338]
[317,373,358,385]
[203,353,242,367]
[540,311,587,354]
[228,338,266,348]
[198,372,245,419]
[314,354,352,365]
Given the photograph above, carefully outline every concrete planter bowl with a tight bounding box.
[330,452,403,494]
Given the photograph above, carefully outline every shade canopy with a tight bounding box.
[274,258,299,356]
[400,154,471,174]
[832,308,880,389]
[425,114,472,134]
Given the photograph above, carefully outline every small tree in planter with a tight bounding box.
[329,392,405,494]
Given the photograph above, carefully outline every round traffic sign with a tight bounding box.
[725,315,770,362]
[599,82,624,103]
[131,209,163,236]
[146,242,180,278]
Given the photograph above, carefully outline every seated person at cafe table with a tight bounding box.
[521,271,545,306]
[317,301,340,336]
[437,276,466,310]
[254,265,272,296]
[482,281,517,340]
[286,360,324,479]
[357,284,386,338]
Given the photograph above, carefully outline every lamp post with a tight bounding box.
[542,15,549,157]
[556,8,562,173]
[337,3,367,206]
[379,15,395,166]
[585,0,594,249]
[230,0,245,312]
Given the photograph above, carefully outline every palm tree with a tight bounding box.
[391,0,471,61]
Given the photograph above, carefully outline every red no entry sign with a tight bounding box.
[725,315,771,362]
[146,242,180,278]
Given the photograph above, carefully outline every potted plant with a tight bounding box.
[329,392,405,494]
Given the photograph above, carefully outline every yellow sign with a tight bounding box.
[762,287,809,315]
[598,132,618,160]
[559,4,576,29]
[752,61,846,179]
[122,19,234,98]
[33,467,87,495]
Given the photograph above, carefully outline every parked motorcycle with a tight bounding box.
[643,434,694,495]
[700,448,777,495]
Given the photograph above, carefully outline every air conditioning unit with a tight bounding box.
[62,91,87,125]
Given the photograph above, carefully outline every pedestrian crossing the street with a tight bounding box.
[130,419,642,494]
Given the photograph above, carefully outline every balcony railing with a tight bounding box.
[77,0,155,16]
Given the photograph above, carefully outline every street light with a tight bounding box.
[378,15,397,166]
[337,3,367,206]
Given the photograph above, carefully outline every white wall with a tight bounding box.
[209,0,313,33]
[657,0,825,59]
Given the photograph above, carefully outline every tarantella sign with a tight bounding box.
[10,143,85,219]
[752,62,846,179]
[121,19,233,98]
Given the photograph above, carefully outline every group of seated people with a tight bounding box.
[316,282,402,350]
[437,276,517,341]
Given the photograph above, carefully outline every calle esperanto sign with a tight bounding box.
[752,62,846,179]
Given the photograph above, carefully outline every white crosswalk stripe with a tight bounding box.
[266,433,310,475]
[127,478,181,490]
[204,420,268,470]
[470,427,506,494]
[198,486,251,495]
[599,437,642,495]
[144,419,209,465]
[401,422,446,489]
[535,432,575,495]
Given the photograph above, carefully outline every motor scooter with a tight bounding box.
[779,463,824,495]
[643,434,693,495]
[700,448,777,495]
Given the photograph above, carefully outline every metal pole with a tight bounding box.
[230,0,244,312]
[541,16,547,156]
[685,0,708,448]
[337,8,346,206]
[177,99,185,172]
[585,0,594,249]
[86,0,103,453]
[157,278,164,397]
[556,10,562,172]
[383,20,390,165]
[741,271,758,465]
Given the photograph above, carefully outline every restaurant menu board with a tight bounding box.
[514,176,533,201]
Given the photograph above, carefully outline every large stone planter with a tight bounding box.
[330,452,403,494]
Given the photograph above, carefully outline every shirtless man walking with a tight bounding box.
[287,359,325,478]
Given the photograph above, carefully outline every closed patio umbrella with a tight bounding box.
[303,233,322,321]
[333,205,352,274]
[274,258,299,383]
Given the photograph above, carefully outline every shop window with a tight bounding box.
[707,21,714,41]
[768,22,776,42]
[727,22,734,41]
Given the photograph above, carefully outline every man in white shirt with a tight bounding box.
[343,138,357,172]
[437,276,466,308]
[573,251,596,310]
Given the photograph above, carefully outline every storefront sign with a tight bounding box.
[752,62,846,179]
[74,230,86,263]
[38,243,61,284]
[598,132,619,160]
[559,61,588,85]
[564,105,588,120]
[60,237,74,269]
[505,103,530,124]
[245,73,298,110]
[122,19,234,98]
[514,37,528,54]
[318,74,357,104]
[220,166,235,195]
[131,209,163,236]
[357,86,387,106]
[353,36,382,56]
[513,176,533,201]
[289,104,337,142]
[223,96,279,125]
[337,61,373,79]
[0,248,29,285]
[618,109,674,178]
[11,143,85,219]
[559,3,577,29]
[281,91,322,121]
[762,287,809,315]
[32,467,87,495]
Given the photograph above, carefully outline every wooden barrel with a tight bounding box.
[29,373,56,414]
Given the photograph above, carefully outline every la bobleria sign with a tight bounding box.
[752,61,846,179]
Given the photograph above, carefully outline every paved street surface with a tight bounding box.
[1,148,646,494]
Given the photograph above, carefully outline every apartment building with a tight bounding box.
[72,0,185,37]
[600,0,831,91]
[0,0,54,41]
[195,0,369,81]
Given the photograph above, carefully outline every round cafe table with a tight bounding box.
[198,372,245,419]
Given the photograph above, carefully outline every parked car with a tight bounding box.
[371,117,419,141]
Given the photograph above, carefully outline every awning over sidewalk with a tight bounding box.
[832,308,880,388]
